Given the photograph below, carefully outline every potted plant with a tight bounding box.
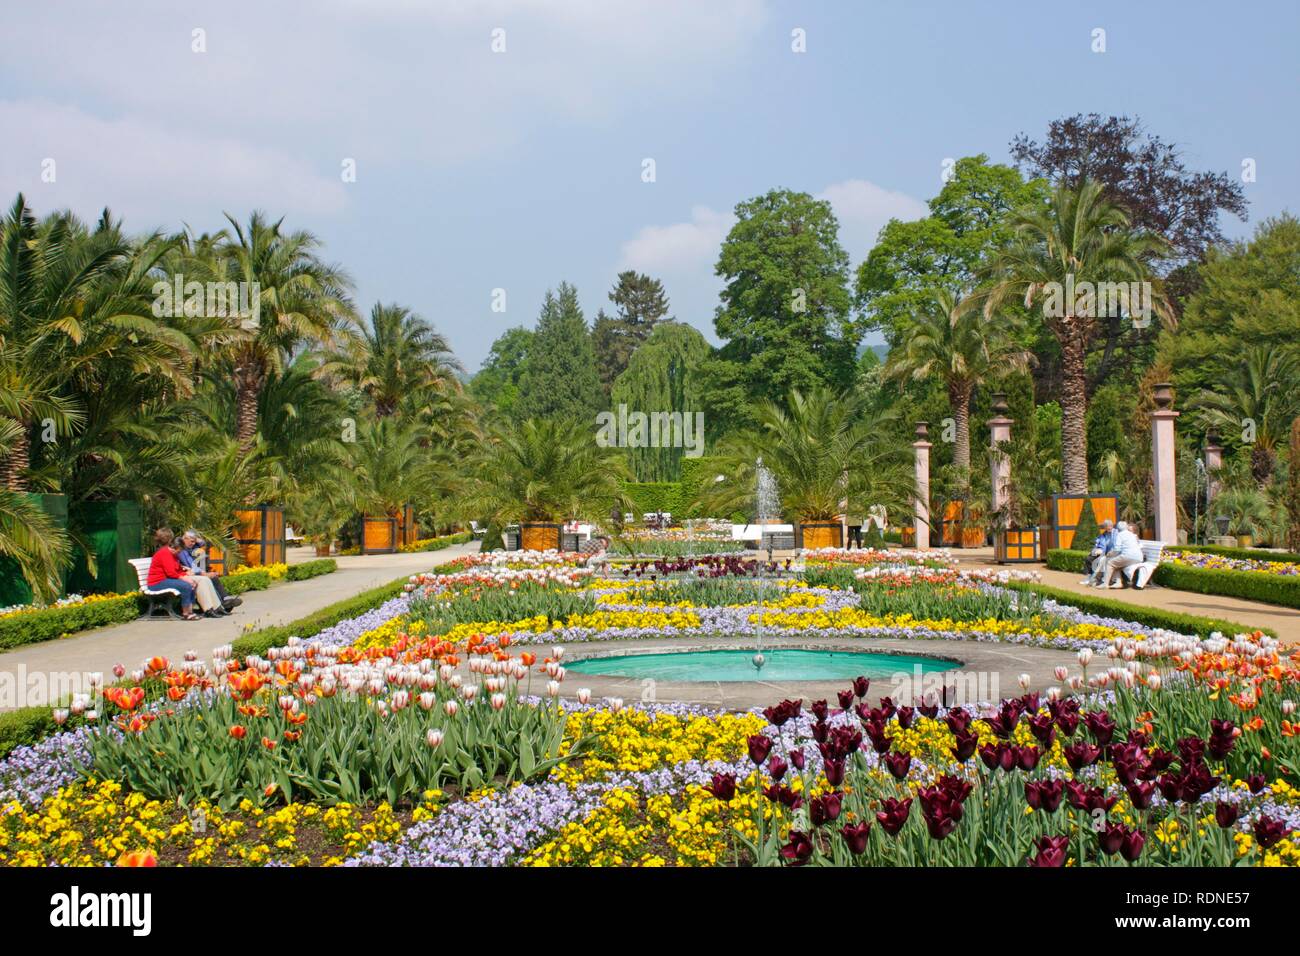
[455,418,632,550]
[1219,486,1270,549]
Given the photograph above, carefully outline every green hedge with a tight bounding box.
[0,708,60,763]
[1001,580,1276,639]
[224,569,272,594]
[285,558,337,581]
[1168,544,1300,566]
[0,594,141,650]
[622,481,684,517]
[399,531,472,553]
[1046,548,1300,610]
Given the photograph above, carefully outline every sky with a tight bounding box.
[3,0,1297,369]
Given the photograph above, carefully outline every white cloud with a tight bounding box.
[818,179,929,260]
[0,101,348,226]
[617,205,735,275]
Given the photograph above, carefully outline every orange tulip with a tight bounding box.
[261,736,277,750]
[167,686,186,701]
[520,652,536,667]
[147,656,169,674]
[229,725,247,739]
[117,851,157,867]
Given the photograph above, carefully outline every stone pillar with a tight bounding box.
[1150,383,1180,544]
[913,422,932,550]
[1204,431,1223,507]
[988,393,1013,520]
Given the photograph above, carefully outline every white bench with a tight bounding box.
[128,557,183,619]
[1121,540,1165,589]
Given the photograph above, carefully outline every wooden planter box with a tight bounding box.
[314,542,332,557]
[796,522,843,550]
[960,525,987,549]
[940,500,964,547]
[995,528,1039,563]
[520,522,562,551]
[362,515,398,554]
[901,526,916,546]
[234,505,286,567]
[1039,494,1118,551]
[397,504,418,548]
[206,545,228,576]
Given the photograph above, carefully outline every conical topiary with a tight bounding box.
[1072,497,1100,551]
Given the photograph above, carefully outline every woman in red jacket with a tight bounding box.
[147,527,202,620]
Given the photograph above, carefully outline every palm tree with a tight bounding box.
[982,180,1172,493]
[349,415,445,518]
[323,302,461,418]
[885,287,1030,481]
[455,418,632,525]
[210,212,356,456]
[700,388,912,524]
[0,418,70,602]
[1189,346,1300,487]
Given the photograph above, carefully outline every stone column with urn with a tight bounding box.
[1150,383,1180,544]
[988,394,1013,560]
[913,422,932,550]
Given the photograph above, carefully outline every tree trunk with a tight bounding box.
[1059,329,1089,494]
[1,426,30,491]
[949,381,972,482]
[234,357,265,458]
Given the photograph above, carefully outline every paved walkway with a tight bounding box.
[953,547,1300,645]
[0,541,480,710]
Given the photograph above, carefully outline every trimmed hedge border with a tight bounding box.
[1046,548,1300,610]
[398,532,472,554]
[1168,544,1300,566]
[0,557,463,761]
[1001,580,1276,640]
[0,595,140,651]
[224,569,272,595]
[285,558,337,581]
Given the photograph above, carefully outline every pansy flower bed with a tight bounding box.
[2,549,1297,867]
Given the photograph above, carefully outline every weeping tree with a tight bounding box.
[609,322,711,481]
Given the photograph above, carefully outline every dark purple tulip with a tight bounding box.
[1157,773,1184,802]
[878,697,897,719]
[1098,822,1127,856]
[852,676,870,699]
[1176,736,1207,767]
[1027,838,1068,867]
[1027,713,1057,747]
[950,727,978,762]
[810,699,829,723]
[747,734,773,765]
[1208,719,1236,759]
[1254,815,1293,850]
[1063,742,1102,771]
[895,706,915,730]
[762,699,802,727]
[945,707,971,733]
[824,757,846,787]
[1214,801,1239,828]
[841,820,871,854]
[837,690,855,711]
[789,747,806,771]
[1125,781,1157,810]
[979,744,1001,771]
[882,751,911,780]
[1084,710,1116,746]
[1120,829,1146,862]
[703,773,737,802]
[810,791,843,827]
[763,783,803,810]
[1148,748,1176,773]
[780,830,814,866]
[767,754,788,782]
[876,797,912,836]
[1017,746,1041,771]
[1246,774,1266,794]
[1025,779,1064,812]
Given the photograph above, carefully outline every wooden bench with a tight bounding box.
[128,557,183,619]
[1120,540,1165,589]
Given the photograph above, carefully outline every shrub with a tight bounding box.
[1170,544,1300,566]
[0,593,140,650]
[224,569,272,595]
[1008,572,1277,638]
[285,558,337,581]
[1046,548,1300,609]
[0,708,58,762]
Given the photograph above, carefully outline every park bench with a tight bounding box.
[127,557,183,619]
[1120,540,1165,589]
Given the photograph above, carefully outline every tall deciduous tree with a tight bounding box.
[703,189,858,428]
[516,282,602,422]
[982,180,1171,493]
[470,326,533,420]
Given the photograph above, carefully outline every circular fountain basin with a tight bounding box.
[565,648,953,683]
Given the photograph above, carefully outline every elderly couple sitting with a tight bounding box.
[147,527,244,620]
[1079,519,1147,590]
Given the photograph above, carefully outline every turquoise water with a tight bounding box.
[565,648,953,682]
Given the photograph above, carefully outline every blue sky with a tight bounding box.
[3,1,1296,368]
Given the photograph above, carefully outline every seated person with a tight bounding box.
[147,527,224,620]
[1080,519,1116,586]
[1100,521,1145,589]
[178,529,242,611]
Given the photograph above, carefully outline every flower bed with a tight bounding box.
[4,549,1297,867]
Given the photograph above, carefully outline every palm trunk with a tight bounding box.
[1287,418,1300,553]
[948,382,972,483]
[1,426,30,491]
[1059,330,1089,494]
[234,360,264,459]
